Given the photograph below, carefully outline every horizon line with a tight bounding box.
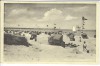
[4,27,96,30]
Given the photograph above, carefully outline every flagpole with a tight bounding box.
[82,17,85,33]
[82,18,84,33]
[81,16,87,33]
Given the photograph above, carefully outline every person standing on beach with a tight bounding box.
[83,41,87,51]
[79,37,81,42]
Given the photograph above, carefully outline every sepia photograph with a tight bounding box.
[2,2,97,63]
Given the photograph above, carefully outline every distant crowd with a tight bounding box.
[4,30,96,53]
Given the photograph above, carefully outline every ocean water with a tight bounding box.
[66,30,96,37]
[4,28,96,37]
[82,30,96,37]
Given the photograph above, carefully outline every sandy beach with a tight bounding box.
[4,34,96,63]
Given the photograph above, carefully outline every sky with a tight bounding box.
[4,3,96,30]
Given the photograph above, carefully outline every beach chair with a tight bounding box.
[48,34,65,48]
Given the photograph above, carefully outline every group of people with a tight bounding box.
[4,30,89,53]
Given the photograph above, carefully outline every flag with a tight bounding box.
[82,17,87,20]
[47,25,48,27]
[82,27,85,29]
[83,24,85,25]
[77,26,80,29]
[77,26,80,30]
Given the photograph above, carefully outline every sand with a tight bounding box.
[4,34,96,63]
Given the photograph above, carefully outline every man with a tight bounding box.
[83,41,87,51]
[79,37,81,42]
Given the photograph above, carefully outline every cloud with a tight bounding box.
[65,15,78,20]
[5,8,79,29]
[39,8,78,21]
[4,4,96,29]
[7,8,35,18]
[67,6,88,12]
[39,8,64,21]
[11,9,26,15]
[74,6,88,12]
